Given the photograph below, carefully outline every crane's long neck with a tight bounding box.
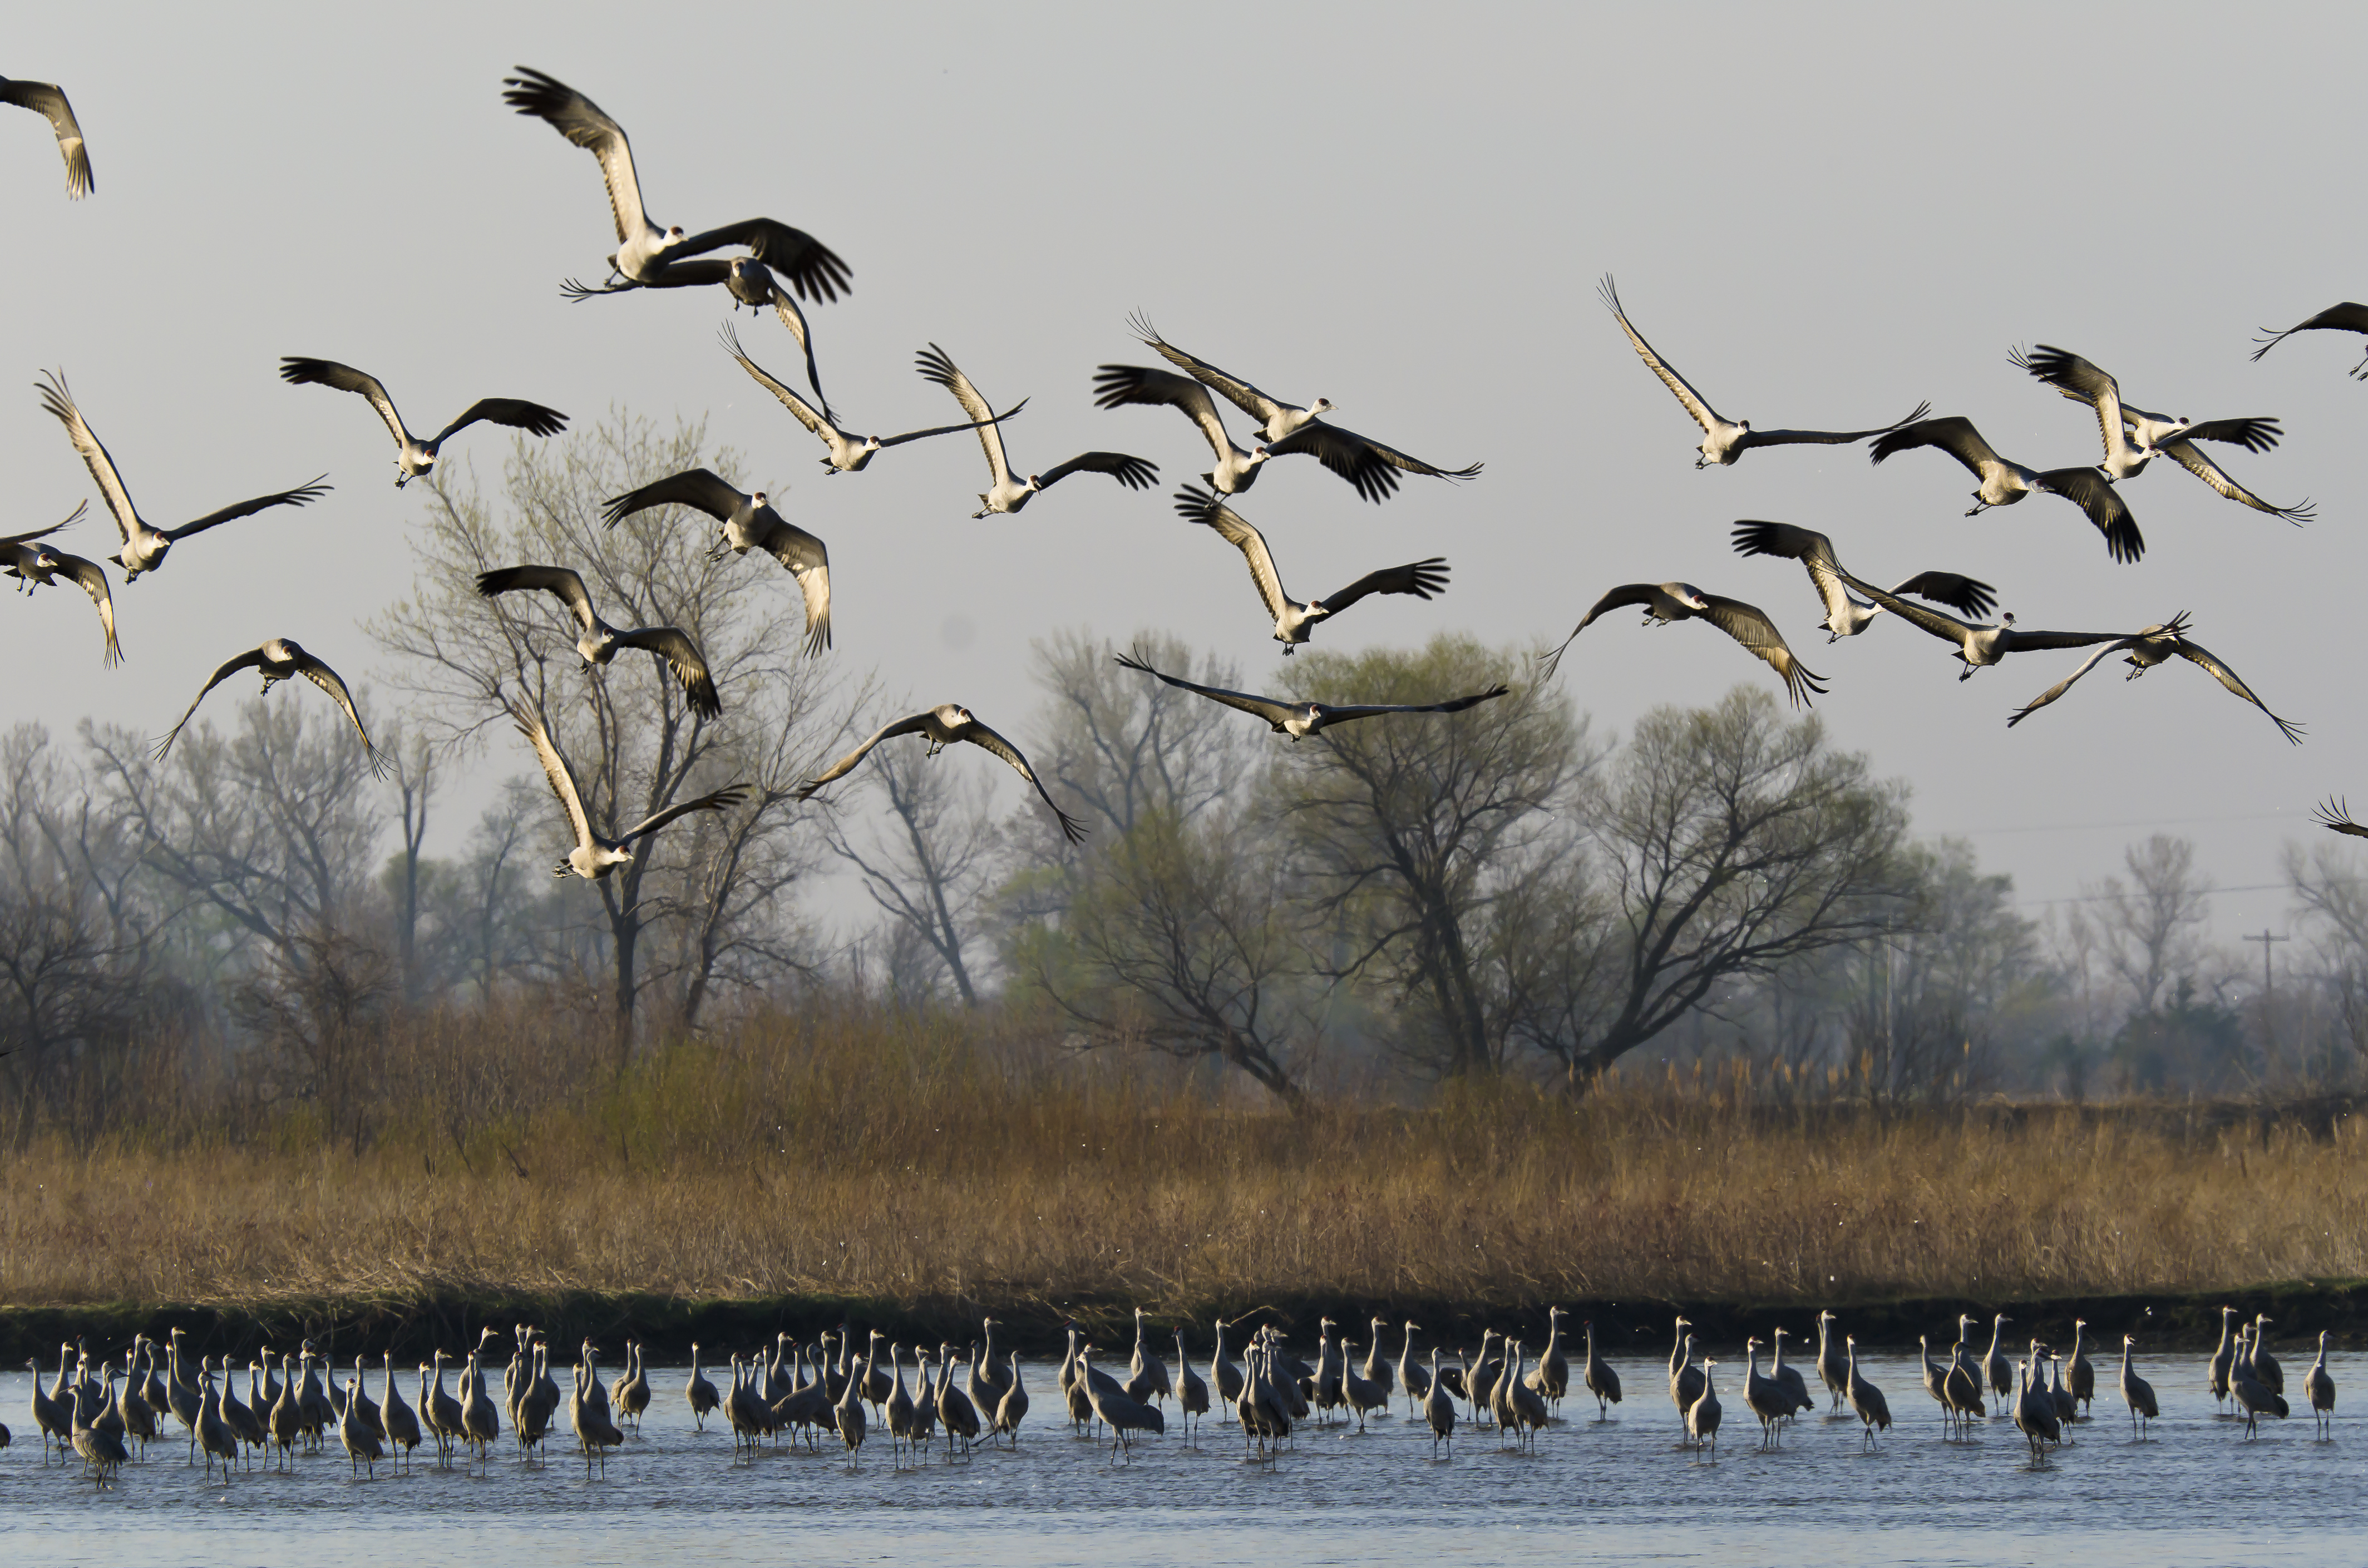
[1987,1318,2004,1357]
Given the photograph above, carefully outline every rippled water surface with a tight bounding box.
[2,1352,2356,1567]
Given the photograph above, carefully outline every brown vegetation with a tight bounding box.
[6,1002,2364,1316]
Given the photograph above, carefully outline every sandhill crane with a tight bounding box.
[154,637,385,774]
[195,1362,238,1481]
[571,1354,623,1475]
[37,371,329,582]
[1502,1340,1551,1451]
[684,1342,719,1431]
[1844,1337,1890,1448]
[1112,313,1482,502]
[337,1375,384,1477]
[1239,1339,1294,1464]
[164,1335,201,1458]
[883,1344,921,1468]
[2252,1317,2285,1396]
[379,1354,420,1471]
[278,358,565,489]
[1742,1339,1791,1448]
[1078,1346,1163,1463]
[1871,416,2144,563]
[1173,1330,1211,1442]
[2064,1320,2096,1416]
[1,503,119,666]
[1177,483,1448,656]
[476,564,721,718]
[1114,646,1508,739]
[26,1356,66,1462]
[1127,1308,1173,1406]
[348,1354,386,1444]
[1980,1315,2014,1415]
[1944,1327,1987,1426]
[1540,580,1824,705]
[1918,1336,1953,1436]
[1729,520,1995,644]
[833,1337,872,1467]
[297,1347,336,1448]
[915,1348,945,1455]
[1308,1317,1344,1423]
[977,1319,1014,1408]
[2045,1352,2078,1435]
[2013,1353,2060,1463]
[796,703,1086,844]
[1839,571,2173,684]
[2011,345,2313,521]
[2231,1341,2288,1438]
[564,254,831,412]
[1688,1359,1723,1455]
[723,323,1014,476]
[1770,1328,1814,1421]
[1813,1312,1847,1414]
[989,1352,1024,1450]
[1420,1349,1456,1457]
[1212,1319,1249,1409]
[120,1353,161,1458]
[501,67,849,299]
[1463,1328,1500,1423]
[2305,1331,2335,1438]
[458,1348,500,1465]
[1341,1343,1390,1432]
[1599,276,1924,467]
[214,1359,258,1463]
[913,344,1156,517]
[1669,1319,1705,1430]
[2119,1335,2159,1440]
[75,1372,130,1485]
[1,76,90,196]
[2252,301,2368,375]
[1581,1320,1622,1421]
[509,700,747,881]
[271,1354,303,1468]
[2208,1307,2238,1411]
[2006,619,2301,743]
[1522,1308,1571,1412]
[724,1353,765,1455]
[601,469,831,656]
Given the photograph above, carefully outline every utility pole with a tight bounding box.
[2244,928,2290,1060]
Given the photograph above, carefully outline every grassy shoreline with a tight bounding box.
[3,1280,2360,1366]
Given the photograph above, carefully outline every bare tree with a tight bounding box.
[370,414,844,1046]
[1546,686,1917,1091]
[1273,634,1590,1079]
[1029,628,1255,838]
[2074,834,2214,1018]
[819,731,1002,1005]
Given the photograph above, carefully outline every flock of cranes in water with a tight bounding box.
[6,65,2368,859]
[11,1305,2341,1487]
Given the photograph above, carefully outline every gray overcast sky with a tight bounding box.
[4,2,2361,950]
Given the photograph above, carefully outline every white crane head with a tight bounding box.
[1311,397,1337,417]
[1670,583,1712,612]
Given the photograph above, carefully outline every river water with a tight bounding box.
[1,1351,2354,1566]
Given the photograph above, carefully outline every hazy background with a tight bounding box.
[3,1,2356,941]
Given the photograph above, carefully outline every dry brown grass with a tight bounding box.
[5,1004,2365,1314]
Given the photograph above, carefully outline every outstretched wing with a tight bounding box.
[915,343,1012,488]
[618,782,748,845]
[37,370,141,546]
[512,701,595,854]
[278,358,412,447]
[1833,572,1979,649]
[2178,417,2281,454]
[614,625,722,719]
[1130,311,1290,427]
[290,647,387,775]
[1267,422,1482,503]
[1112,648,1299,727]
[2034,468,2145,564]
[1888,571,1996,622]
[958,720,1087,845]
[2315,798,2368,838]
[1730,519,1854,629]
[2251,301,2368,362]
[2158,439,2313,523]
[2173,640,2303,744]
[0,497,85,552]
[879,395,1028,449]
[152,647,269,761]
[1599,275,1725,432]
[1315,686,1513,724]
[722,320,828,438]
[796,712,938,798]
[502,67,649,244]
[668,218,851,304]
[433,398,569,447]
[1091,365,1236,457]
[1035,451,1157,492]
[1737,401,1932,452]
[601,468,748,528]
[476,563,598,634]
[1696,594,1827,708]
[2005,638,2142,729]
[1320,558,1449,615]
[0,78,91,197]
[50,550,119,667]
[1868,416,2002,479]
[162,477,332,542]
[753,517,831,656]
[1176,483,1289,622]
[1537,582,1662,677]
